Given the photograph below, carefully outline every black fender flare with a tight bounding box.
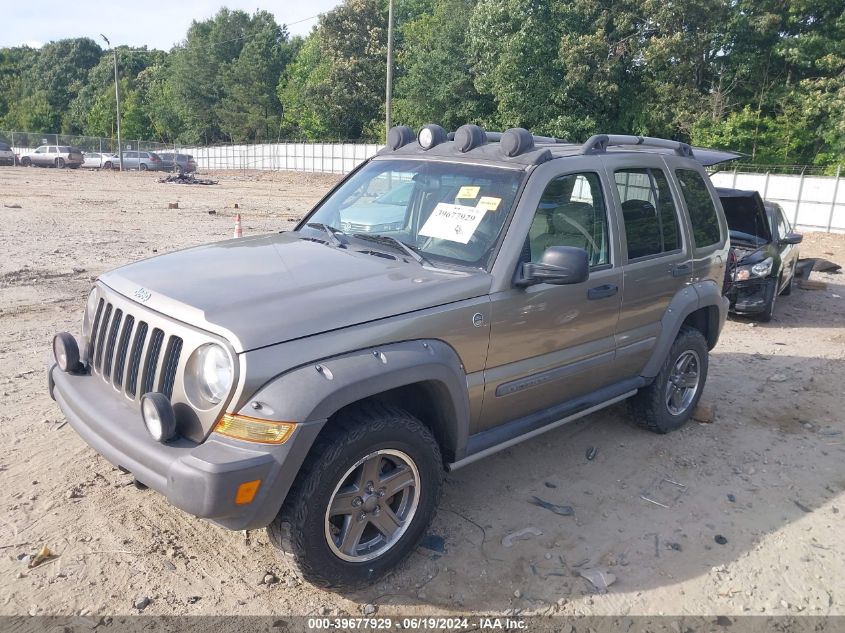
[237,338,471,461]
[640,281,728,378]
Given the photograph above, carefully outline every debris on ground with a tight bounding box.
[797,279,827,291]
[362,604,376,615]
[167,202,179,209]
[4,203,22,208]
[419,534,446,554]
[529,496,574,517]
[727,494,736,503]
[502,527,543,547]
[714,535,728,545]
[793,500,812,513]
[159,173,218,185]
[544,481,557,488]
[585,446,598,461]
[692,402,716,423]
[263,573,278,585]
[768,374,788,383]
[579,568,616,593]
[133,596,150,611]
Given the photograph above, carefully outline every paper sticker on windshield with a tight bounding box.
[477,196,501,212]
[457,186,480,199]
[419,203,487,244]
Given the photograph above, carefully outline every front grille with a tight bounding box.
[89,301,183,401]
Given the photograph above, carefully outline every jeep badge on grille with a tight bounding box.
[133,287,152,303]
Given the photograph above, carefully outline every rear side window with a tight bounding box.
[615,168,681,260]
[675,169,722,248]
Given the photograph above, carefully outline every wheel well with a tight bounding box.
[325,381,458,464]
[682,306,719,350]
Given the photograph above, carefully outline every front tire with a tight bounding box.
[780,271,793,296]
[268,403,443,591]
[628,326,708,434]
[139,163,148,171]
[55,157,65,169]
[21,157,31,167]
[757,282,777,322]
[103,161,112,170]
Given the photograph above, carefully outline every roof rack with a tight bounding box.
[581,134,694,158]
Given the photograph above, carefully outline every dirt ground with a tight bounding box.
[1,167,843,620]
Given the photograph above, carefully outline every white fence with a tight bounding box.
[182,142,384,174]
[709,169,844,233]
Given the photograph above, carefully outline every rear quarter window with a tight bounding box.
[675,169,722,249]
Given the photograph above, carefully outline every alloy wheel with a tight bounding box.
[665,350,701,416]
[324,449,420,563]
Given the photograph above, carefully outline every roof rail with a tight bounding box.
[448,131,567,145]
[581,134,694,158]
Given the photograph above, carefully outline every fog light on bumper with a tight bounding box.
[140,392,177,443]
[53,332,81,373]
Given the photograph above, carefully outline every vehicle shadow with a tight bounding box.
[347,352,845,611]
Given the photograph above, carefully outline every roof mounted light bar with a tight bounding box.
[581,134,694,158]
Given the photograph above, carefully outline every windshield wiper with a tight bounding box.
[351,233,432,266]
[306,222,348,247]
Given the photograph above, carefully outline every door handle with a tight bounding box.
[671,263,691,277]
[587,284,618,300]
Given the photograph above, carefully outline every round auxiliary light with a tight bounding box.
[140,392,177,443]
[387,125,415,151]
[53,332,81,373]
[501,127,535,157]
[454,124,487,153]
[417,124,447,150]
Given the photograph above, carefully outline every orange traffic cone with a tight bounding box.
[233,213,242,238]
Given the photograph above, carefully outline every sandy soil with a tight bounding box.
[1,167,843,619]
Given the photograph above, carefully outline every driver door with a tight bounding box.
[479,167,623,431]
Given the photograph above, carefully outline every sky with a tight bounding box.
[2,1,343,50]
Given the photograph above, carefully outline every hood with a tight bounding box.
[718,188,773,245]
[100,232,491,352]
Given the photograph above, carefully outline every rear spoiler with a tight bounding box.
[690,147,743,167]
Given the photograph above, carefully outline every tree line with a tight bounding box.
[0,0,843,167]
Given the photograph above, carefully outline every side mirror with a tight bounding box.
[781,232,803,245]
[517,246,590,287]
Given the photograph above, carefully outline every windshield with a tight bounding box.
[301,159,524,268]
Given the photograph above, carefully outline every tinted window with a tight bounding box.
[676,169,721,248]
[35,147,45,153]
[48,146,57,153]
[527,173,610,267]
[615,168,681,260]
[0,142,11,150]
[140,153,149,158]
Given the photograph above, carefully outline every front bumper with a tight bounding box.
[49,364,322,530]
[728,277,776,314]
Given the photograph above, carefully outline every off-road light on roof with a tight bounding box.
[501,128,535,157]
[387,125,414,151]
[417,124,447,150]
[454,124,487,152]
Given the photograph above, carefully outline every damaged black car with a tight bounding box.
[718,187,803,322]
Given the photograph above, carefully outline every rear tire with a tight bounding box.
[268,402,443,591]
[628,326,708,434]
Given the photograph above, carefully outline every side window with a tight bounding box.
[48,146,57,153]
[140,153,149,159]
[615,168,681,260]
[675,169,722,249]
[527,172,610,267]
[35,146,44,153]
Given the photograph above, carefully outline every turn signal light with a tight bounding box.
[213,413,296,444]
[235,479,261,505]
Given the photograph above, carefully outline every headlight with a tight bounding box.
[185,343,234,406]
[751,257,774,277]
[735,257,773,281]
[82,288,99,338]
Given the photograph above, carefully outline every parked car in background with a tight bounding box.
[121,150,164,171]
[157,153,197,173]
[718,187,802,322]
[19,145,84,169]
[82,152,119,170]
[0,142,15,166]
[338,181,415,233]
